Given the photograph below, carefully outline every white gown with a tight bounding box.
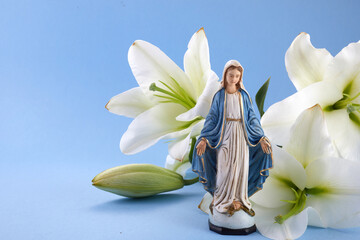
[213,92,251,214]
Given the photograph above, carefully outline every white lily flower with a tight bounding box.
[251,105,360,240]
[261,32,360,161]
[106,28,220,164]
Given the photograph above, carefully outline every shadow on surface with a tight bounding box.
[307,226,360,234]
[90,191,200,213]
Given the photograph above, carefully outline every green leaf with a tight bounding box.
[255,77,270,117]
[188,137,197,164]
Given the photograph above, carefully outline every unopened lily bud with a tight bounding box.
[92,164,185,198]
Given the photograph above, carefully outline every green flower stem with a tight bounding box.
[183,176,199,186]
[275,188,307,224]
[275,185,332,224]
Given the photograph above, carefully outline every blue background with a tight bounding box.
[1,0,360,239]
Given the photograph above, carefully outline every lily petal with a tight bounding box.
[306,157,360,195]
[183,27,211,97]
[250,177,296,208]
[105,87,154,118]
[168,120,205,161]
[252,146,306,197]
[253,203,309,240]
[307,207,325,228]
[120,103,189,154]
[332,212,360,229]
[261,81,342,146]
[325,109,360,162]
[322,41,360,161]
[165,154,190,177]
[189,119,205,138]
[168,132,191,162]
[198,192,213,214]
[128,40,196,100]
[285,32,333,91]
[307,192,360,228]
[305,157,360,228]
[323,40,360,95]
[176,70,220,121]
[252,146,307,208]
[272,146,307,191]
[284,105,337,167]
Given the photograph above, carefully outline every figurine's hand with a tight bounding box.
[260,138,272,154]
[196,139,207,156]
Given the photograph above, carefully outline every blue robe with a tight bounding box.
[192,87,273,197]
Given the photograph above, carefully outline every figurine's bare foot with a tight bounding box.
[230,201,256,216]
[227,201,241,216]
[233,201,242,211]
[227,204,235,216]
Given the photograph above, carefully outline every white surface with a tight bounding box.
[209,208,255,229]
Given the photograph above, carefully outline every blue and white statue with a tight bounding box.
[192,60,273,235]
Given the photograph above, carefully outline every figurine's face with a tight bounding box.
[226,68,241,86]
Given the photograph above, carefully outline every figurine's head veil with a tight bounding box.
[220,59,245,90]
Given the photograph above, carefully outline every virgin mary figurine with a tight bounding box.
[192,60,273,235]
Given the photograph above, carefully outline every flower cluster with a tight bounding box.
[105,28,220,175]
[261,33,360,162]
[255,33,360,239]
[101,30,360,239]
[253,105,360,239]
